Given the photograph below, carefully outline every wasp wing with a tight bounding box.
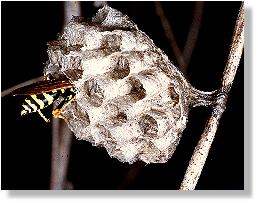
[11,79,74,96]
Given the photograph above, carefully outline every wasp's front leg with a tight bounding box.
[52,91,76,120]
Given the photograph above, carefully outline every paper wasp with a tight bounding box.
[11,78,76,122]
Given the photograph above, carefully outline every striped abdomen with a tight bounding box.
[20,88,75,116]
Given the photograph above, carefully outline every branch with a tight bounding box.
[182,1,204,74]
[64,1,81,26]
[118,161,145,189]
[154,2,186,70]
[50,120,73,189]
[180,2,244,190]
[155,2,204,76]
[50,1,81,190]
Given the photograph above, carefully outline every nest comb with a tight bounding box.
[44,6,217,164]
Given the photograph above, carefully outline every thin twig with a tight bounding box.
[155,2,204,76]
[118,161,145,189]
[50,120,73,189]
[50,1,81,190]
[155,1,186,70]
[93,1,108,8]
[58,122,73,189]
[222,3,244,93]
[64,1,81,26]
[50,117,61,189]
[180,2,244,190]
[182,1,204,74]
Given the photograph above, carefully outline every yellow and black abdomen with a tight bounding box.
[20,87,76,115]
[20,90,61,116]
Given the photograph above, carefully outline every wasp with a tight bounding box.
[11,78,76,122]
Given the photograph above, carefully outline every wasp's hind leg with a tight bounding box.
[37,109,50,122]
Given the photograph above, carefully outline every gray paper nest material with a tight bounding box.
[44,6,192,164]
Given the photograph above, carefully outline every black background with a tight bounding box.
[1,1,243,190]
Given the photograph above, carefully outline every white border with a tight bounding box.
[1,0,257,202]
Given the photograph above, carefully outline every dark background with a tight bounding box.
[1,1,243,190]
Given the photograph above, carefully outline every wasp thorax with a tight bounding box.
[44,6,192,163]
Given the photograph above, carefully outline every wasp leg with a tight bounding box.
[52,109,66,120]
[37,109,50,123]
[52,95,75,120]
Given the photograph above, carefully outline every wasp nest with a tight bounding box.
[44,6,199,164]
